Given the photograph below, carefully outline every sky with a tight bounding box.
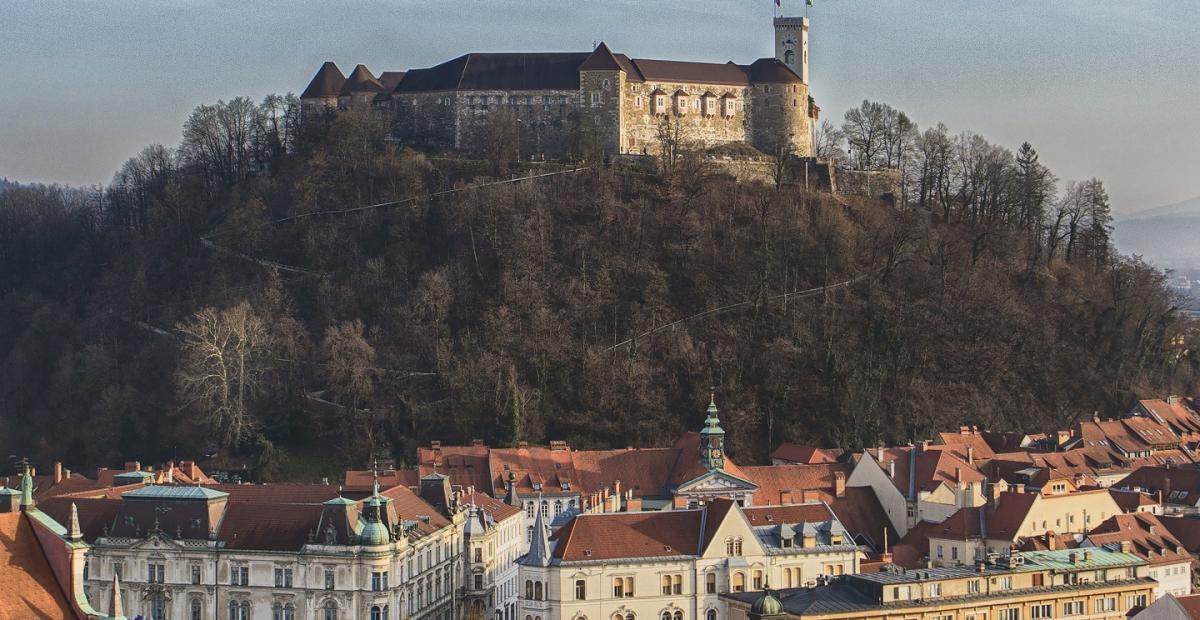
[2,0,1198,213]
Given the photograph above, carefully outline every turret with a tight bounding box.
[774,16,809,83]
[523,493,551,567]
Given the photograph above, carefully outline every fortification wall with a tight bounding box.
[748,82,812,157]
[618,81,752,156]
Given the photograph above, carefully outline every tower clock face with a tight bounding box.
[710,448,722,459]
[783,35,797,49]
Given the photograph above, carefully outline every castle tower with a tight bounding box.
[774,16,809,83]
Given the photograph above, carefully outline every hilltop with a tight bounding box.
[0,99,1195,480]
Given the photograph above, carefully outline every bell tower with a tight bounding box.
[774,15,809,83]
[699,395,726,471]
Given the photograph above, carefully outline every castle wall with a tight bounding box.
[748,81,812,157]
[395,90,579,157]
[579,70,624,155]
[619,81,753,156]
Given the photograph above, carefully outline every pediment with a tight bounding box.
[676,469,759,494]
[128,532,185,551]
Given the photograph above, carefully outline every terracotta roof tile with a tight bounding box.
[769,444,841,464]
[0,512,75,618]
[1176,594,1200,619]
[741,503,832,526]
[743,463,851,505]
[1085,512,1189,566]
[826,487,899,552]
[1158,515,1200,552]
[219,502,324,551]
[551,509,703,561]
[461,491,521,521]
[1116,466,1200,506]
[301,61,346,98]
[339,64,385,95]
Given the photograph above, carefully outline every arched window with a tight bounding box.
[673,612,682,620]
[733,538,743,556]
[229,601,239,620]
[706,611,717,620]
[662,613,672,620]
[285,605,295,620]
[626,613,635,620]
[534,581,543,601]
[555,500,563,515]
[525,580,534,600]
[382,606,389,620]
[274,603,284,620]
[372,606,383,620]
[324,600,338,620]
[192,599,203,620]
[732,572,745,593]
[784,50,795,65]
[240,601,251,620]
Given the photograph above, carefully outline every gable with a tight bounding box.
[700,501,766,559]
[676,469,758,495]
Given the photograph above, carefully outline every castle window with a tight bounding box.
[591,92,602,105]
[634,96,642,108]
[602,79,611,90]
[655,96,666,113]
[676,97,687,114]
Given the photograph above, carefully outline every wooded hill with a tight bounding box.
[1,98,1194,480]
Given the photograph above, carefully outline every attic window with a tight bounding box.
[584,549,592,556]
[191,518,201,528]
[503,464,510,471]
[664,545,672,552]
[533,483,543,491]
[561,483,570,491]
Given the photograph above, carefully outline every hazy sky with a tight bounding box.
[3,0,1197,212]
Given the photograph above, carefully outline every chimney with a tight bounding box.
[518,441,529,450]
[53,462,63,485]
[887,460,896,478]
[990,483,1003,507]
[876,445,884,461]
[614,480,621,498]
[626,497,643,512]
[919,440,929,454]
[1164,477,1172,498]
[1014,484,1025,494]
[955,467,962,483]
[1082,550,1092,562]
[187,461,199,480]
[430,440,441,450]
[471,439,484,447]
[834,472,846,499]
[1167,395,1179,406]
[673,496,688,509]
[124,461,141,472]
[64,468,71,480]
[1046,531,1057,551]
[967,446,975,465]
[1068,551,1078,565]
[960,425,970,435]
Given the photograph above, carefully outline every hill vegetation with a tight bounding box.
[1,96,1195,479]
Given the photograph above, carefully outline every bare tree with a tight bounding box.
[813,120,846,162]
[176,302,275,447]
[655,115,692,177]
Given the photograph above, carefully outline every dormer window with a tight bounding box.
[722,95,738,117]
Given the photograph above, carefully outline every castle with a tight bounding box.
[300,16,818,159]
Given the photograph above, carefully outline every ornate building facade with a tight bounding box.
[300,16,818,159]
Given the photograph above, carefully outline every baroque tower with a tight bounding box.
[774,16,809,83]
[699,395,726,471]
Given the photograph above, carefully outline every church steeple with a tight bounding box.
[699,393,726,471]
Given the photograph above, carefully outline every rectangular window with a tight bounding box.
[613,577,624,598]
[474,548,482,562]
[325,568,335,590]
[705,573,717,594]
[1063,601,1084,615]
[591,92,601,105]
[112,562,123,580]
[1095,598,1116,613]
[967,579,980,594]
[927,582,941,598]
[634,96,643,108]
[998,608,1021,620]
[937,545,944,558]
[1031,604,1052,618]
[191,565,201,585]
[951,547,959,560]
[575,579,586,600]
[998,576,1013,590]
[231,566,248,586]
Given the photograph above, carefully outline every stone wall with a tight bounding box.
[834,167,903,204]
[748,81,811,157]
[392,90,578,156]
[579,69,624,155]
[619,80,752,156]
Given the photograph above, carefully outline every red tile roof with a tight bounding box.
[1176,594,1200,619]
[551,509,703,561]
[1138,399,1200,438]
[743,463,852,505]
[1116,466,1200,506]
[826,487,899,552]
[219,502,325,551]
[933,491,1038,542]
[0,512,75,619]
[935,429,996,461]
[1085,512,1190,567]
[461,490,521,522]
[769,444,841,464]
[741,503,832,526]
[1158,515,1200,553]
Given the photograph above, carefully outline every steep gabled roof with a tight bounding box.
[743,463,851,505]
[0,512,75,618]
[301,61,346,98]
[378,71,407,92]
[1085,512,1190,566]
[769,444,841,464]
[339,64,385,95]
[579,42,622,71]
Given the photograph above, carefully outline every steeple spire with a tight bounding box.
[525,492,551,567]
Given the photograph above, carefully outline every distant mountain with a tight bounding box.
[1114,195,1200,269]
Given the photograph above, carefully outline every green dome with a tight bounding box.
[359,519,391,546]
[751,590,785,616]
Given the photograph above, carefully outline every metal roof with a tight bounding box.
[122,485,229,500]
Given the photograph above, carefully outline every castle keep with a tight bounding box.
[301,16,818,158]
